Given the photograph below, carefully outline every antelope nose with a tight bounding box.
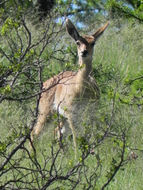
[82,50,88,57]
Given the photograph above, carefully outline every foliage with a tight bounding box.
[0,0,143,189]
[107,0,143,21]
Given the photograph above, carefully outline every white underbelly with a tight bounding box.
[53,101,65,116]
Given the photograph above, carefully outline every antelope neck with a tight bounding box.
[75,56,92,92]
[78,56,92,78]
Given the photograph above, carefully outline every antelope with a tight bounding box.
[30,19,109,155]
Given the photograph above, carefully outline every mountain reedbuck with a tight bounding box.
[30,19,109,154]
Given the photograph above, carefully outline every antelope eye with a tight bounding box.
[76,41,80,46]
[91,42,95,46]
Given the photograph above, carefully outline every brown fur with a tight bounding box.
[30,19,109,157]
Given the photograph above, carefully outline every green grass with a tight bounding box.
[0,20,143,189]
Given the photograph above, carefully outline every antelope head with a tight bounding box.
[66,19,109,65]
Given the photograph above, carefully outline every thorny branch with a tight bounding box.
[101,133,126,190]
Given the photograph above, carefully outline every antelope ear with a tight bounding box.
[92,22,109,41]
[66,18,80,41]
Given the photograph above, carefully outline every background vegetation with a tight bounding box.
[0,0,143,189]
